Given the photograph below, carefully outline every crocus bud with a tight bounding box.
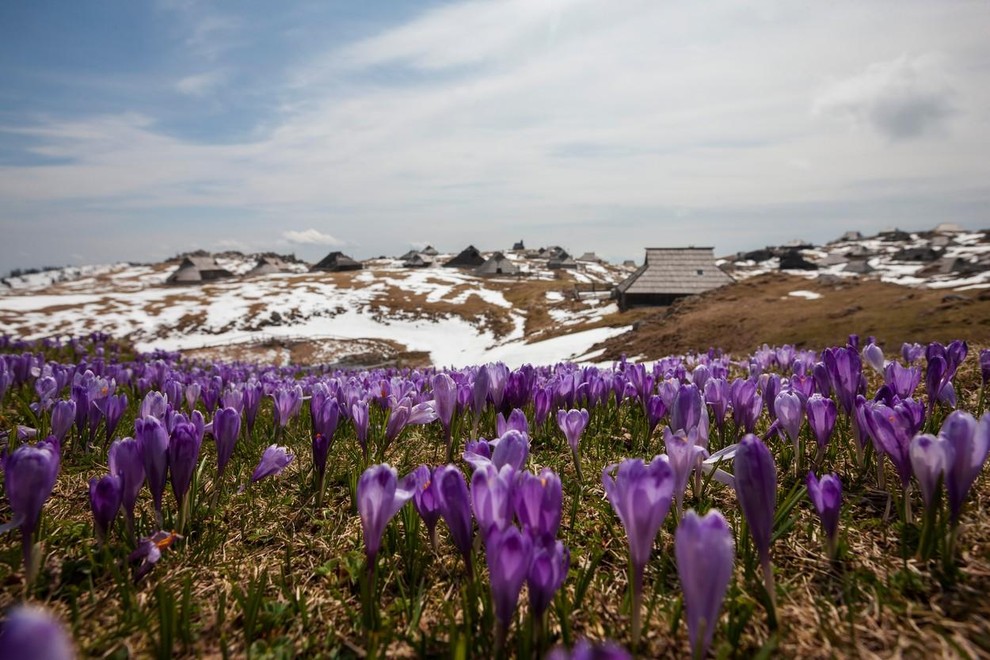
[108,437,145,534]
[50,400,76,443]
[136,415,169,521]
[168,422,203,506]
[356,464,417,562]
[806,471,842,557]
[513,468,563,541]
[212,407,241,477]
[2,440,60,575]
[0,605,75,660]
[435,465,474,560]
[556,408,590,453]
[89,474,123,543]
[411,464,441,544]
[527,538,569,618]
[250,444,294,483]
[909,434,952,508]
[485,525,532,631]
[734,434,776,567]
[941,411,990,523]
[806,394,837,450]
[863,343,885,373]
[432,373,457,433]
[471,462,516,539]
[774,391,804,450]
[490,429,530,471]
[675,509,735,660]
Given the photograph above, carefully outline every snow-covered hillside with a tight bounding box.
[720,226,990,290]
[0,250,634,368]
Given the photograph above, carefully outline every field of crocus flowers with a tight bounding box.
[0,333,989,658]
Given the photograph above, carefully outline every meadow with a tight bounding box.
[0,333,988,658]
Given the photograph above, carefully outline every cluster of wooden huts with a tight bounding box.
[164,243,737,313]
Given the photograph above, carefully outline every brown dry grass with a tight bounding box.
[599,274,990,360]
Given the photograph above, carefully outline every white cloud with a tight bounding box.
[813,54,955,140]
[2,0,990,269]
[282,229,344,246]
[176,71,225,96]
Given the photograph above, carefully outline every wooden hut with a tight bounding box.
[475,252,518,276]
[166,256,234,285]
[443,245,485,268]
[311,251,363,272]
[246,256,292,277]
[613,247,733,310]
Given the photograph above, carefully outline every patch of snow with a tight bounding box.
[787,290,822,300]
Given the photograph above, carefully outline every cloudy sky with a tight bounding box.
[1,0,989,270]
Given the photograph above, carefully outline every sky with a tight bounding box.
[1,0,989,271]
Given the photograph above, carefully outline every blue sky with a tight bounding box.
[1,0,989,270]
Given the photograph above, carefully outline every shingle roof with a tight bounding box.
[615,248,733,295]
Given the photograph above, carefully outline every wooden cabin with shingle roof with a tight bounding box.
[311,251,363,272]
[613,247,733,310]
[166,255,234,285]
[443,245,485,268]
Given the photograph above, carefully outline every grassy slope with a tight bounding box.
[598,274,990,360]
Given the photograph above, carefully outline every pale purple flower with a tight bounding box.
[675,509,734,659]
[250,444,294,483]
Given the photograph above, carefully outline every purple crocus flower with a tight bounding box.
[185,382,201,412]
[909,434,951,509]
[806,394,837,451]
[670,384,705,436]
[434,464,474,562]
[433,373,457,455]
[704,378,730,433]
[864,400,921,491]
[773,391,804,452]
[168,421,202,514]
[411,464,442,547]
[50,400,76,443]
[496,408,529,437]
[104,393,128,444]
[312,432,331,483]
[730,379,763,434]
[528,538,569,619]
[212,407,241,477]
[471,462,516,538]
[557,408,590,480]
[664,427,706,514]
[272,385,304,428]
[823,346,863,415]
[136,415,169,523]
[471,366,490,431]
[902,342,925,365]
[884,362,921,400]
[675,509,735,660]
[1,440,60,577]
[462,439,494,471]
[243,383,262,434]
[545,639,632,660]
[513,468,563,541]
[352,401,370,457]
[129,530,180,582]
[490,430,530,471]
[108,437,145,536]
[0,605,75,660]
[980,349,990,387]
[356,463,417,562]
[311,397,340,448]
[485,524,533,639]
[733,434,777,607]
[250,444,294,483]
[534,387,553,427]
[557,408,590,453]
[602,455,674,645]
[645,395,667,439]
[806,471,842,558]
[941,411,990,524]
[89,474,122,544]
[863,343,885,373]
[141,390,167,420]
